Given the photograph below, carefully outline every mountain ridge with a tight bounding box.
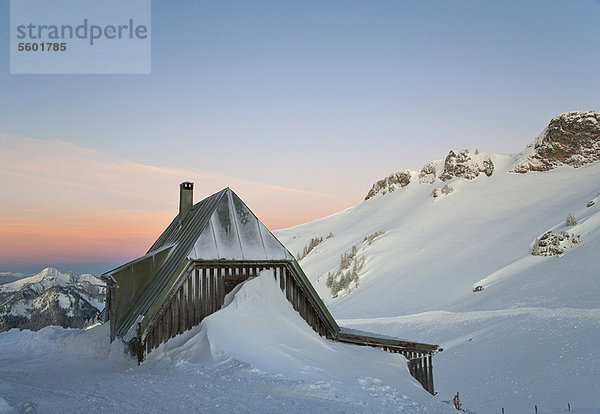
[365,110,599,200]
[0,267,105,332]
[274,111,600,412]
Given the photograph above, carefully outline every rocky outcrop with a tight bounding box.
[511,111,600,173]
[365,170,411,200]
[364,150,495,199]
[531,230,580,257]
[439,149,494,181]
[418,162,438,184]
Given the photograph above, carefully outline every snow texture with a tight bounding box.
[276,155,600,413]
[190,189,294,261]
[0,274,453,413]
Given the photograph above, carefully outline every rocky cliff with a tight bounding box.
[511,110,600,173]
[365,110,599,199]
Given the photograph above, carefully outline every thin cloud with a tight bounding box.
[0,133,352,267]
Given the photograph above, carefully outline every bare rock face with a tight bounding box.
[439,149,494,181]
[418,162,438,184]
[365,170,411,200]
[511,111,600,173]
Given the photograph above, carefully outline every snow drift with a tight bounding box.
[0,273,453,413]
[275,152,600,413]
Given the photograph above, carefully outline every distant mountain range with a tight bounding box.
[0,272,27,285]
[0,267,105,332]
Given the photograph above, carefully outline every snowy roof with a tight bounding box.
[105,188,295,340]
[151,187,294,262]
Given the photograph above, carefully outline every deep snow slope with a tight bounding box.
[0,275,453,414]
[275,155,600,413]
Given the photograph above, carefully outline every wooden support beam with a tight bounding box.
[205,267,216,317]
[194,269,200,325]
[427,354,434,395]
[187,275,194,331]
[201,268,208,320]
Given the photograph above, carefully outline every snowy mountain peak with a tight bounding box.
[0,267,103,294]
[511,110,600,173]
[0,268,106,332]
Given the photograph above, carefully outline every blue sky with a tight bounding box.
[1,0,599,274]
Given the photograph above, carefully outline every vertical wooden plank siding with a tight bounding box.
[172,289,179,336]
[187,275,193,331]
[179,286,185,334]
[136,262,436,397]
[217,269,225,308]
[194,269,200,325]
[201,268,208,320]
[209,268,216,315]
[279,267,285,291]
[427,355,434,394]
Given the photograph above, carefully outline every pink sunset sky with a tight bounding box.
[1,1,598,274]
[0,134,354,271]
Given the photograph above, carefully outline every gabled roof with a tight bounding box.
[104,187,295,340]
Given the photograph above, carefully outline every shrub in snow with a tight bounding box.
[363,231,384,245]
[441,184,454,195]
[296,236,325,261]
[566,213,577,227]
[432,184,454,199]
[326,246,364,297]
[325,232,385,297]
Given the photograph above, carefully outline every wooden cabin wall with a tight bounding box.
[136,261,436,395]
[142,262,335,358]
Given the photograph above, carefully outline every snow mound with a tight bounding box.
[275,154,600,413]
[150,271,452,412]
[0,273,454,413]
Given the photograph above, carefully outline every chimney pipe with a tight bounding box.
[179,182,194,225]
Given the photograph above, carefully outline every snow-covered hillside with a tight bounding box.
[0,275,453,413]
[275,149,600,411]
[0,267,105,332]
[1,112,598,413]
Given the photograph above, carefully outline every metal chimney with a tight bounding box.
[179,182,194,224]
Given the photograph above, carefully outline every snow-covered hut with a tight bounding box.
[102,183,440,394]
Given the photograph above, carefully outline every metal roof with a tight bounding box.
[107,187,295,340]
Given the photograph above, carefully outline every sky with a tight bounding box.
[1,0,599,275]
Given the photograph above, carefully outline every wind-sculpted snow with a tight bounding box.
[275,154,600,412]
[0,274,454,413]
[341,307,600,414]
